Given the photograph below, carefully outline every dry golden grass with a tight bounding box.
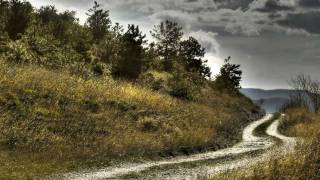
[214,108,320,180]
[0,60,260,178]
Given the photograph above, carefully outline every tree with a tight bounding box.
[168,68,201,101]
[5,0,33,40]
[112,24,146,79]
[89,23,123,65]
[86,1,111,42]
[0,0,9,33]
[38,5,58,25]
[180,36,211,78]
[69,25,92,60]
[142,42,162,71]
[289,74,320,113]
[38,6,77,41]
[151,20,183,71]
[0,0,9,54]
[214,56,242,93]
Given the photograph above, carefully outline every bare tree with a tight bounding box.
[288,74,320,113]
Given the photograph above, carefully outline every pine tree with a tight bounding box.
[214,56,242,93]
[5,0,33,40]
[86,1,111,42]
[180,36,211,78]
[151,20,183,71]
[113,24,146,79]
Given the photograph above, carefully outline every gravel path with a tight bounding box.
[56,114,296,180]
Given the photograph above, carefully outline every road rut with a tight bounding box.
[58,114,296,180]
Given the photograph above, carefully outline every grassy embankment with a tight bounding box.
[214,108,320,180]
[0,61,261,179]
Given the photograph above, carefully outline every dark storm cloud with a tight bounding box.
[217,35,320,88]
[278,11,320,34]
[29,0,299,36]
[214,0,254,10]
[29,0,320,36]
[29,0,320,88]
[299,0,320,7]
[254,0,294,12]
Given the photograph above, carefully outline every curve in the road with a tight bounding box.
[58,114,295,180]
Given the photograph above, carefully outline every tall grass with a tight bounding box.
[0,60,261,178]
[214,108,320,180]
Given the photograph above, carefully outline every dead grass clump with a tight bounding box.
[138,117,160,132]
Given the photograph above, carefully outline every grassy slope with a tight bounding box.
[214,108,320,180]
[0,61,262,179]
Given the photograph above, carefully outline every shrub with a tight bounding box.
[138,117,160,132]
[4,39,34,64]
[169,70,201,101]
[139,71,170,91]
[92,62,111,76]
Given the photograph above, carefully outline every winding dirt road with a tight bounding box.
[58,114,296,180]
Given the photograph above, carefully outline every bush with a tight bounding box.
[92,62,111,76]
[169,70,201,101]
[3,35,84,69]
[138,71,171,91]
[4,39,34,64]
[138,117,160,132]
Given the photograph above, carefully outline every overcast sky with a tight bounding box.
[28,0,320,89]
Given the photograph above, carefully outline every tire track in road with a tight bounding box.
[57,114,295,180]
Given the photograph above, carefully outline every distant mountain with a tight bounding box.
[240,88,295,113]
[240,88,294,99]
[253,97,289,113]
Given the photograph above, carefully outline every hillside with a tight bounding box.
[0,61,263,178]
[0,1,264,178]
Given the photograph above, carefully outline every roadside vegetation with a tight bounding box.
[214,108,320,180]
[214,75,320,180]
[0,0,262,178]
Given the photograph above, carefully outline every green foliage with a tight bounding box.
[112,24,146,79]
[0,32,9,55]
[37,6,77,42]
[169,69,202,101]
[151,20,183,71]
[86,1,111,42]
[139,71,172,91]
[89,23,123,65]
[3,34,84,69]
[180,37,211,78]
[92,62,111,76]
[4,39,33,64]
[214,56,242,94]
[0,0,9,32]
[70,26,92,58]
[0,0,242,101]
[4,0,33,40]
